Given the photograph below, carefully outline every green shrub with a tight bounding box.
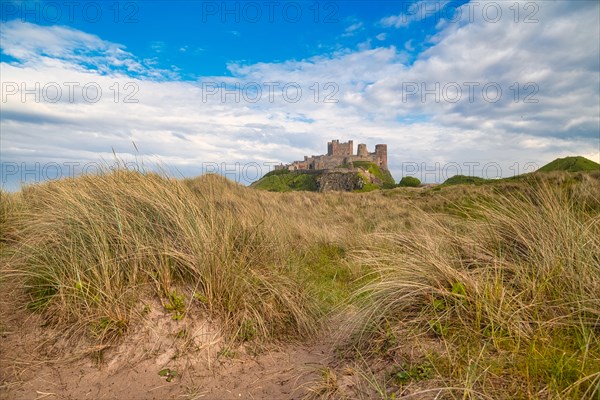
[398,176,421,187]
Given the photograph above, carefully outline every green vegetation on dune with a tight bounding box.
[441,174,491,186]
[440,156,599,188]
[251,169,318,192]
[538,156,600,172]
[294,243,366,312]
[354,181,380,192]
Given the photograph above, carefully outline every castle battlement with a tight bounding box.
[276,140,388,172]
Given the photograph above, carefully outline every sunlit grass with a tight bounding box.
[1,169,598,399]
[346,175,600,399]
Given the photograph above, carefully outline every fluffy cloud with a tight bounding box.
[1,1,598,190]
[0,20,177,79]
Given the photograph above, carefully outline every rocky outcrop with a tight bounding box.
[315,168,382,192]
[252,162,393,192]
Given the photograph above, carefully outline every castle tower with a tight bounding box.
[327,140,338,156]
[347,140,354,156]
[375,144,388,170]
[327,139,353,156]
[278,139,388,173]
[357,143,368,157]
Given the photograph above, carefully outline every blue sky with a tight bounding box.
[1,0,599,190]
[2,1,469,76]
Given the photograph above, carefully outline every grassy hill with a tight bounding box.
[440,156,599,187]
[538,156,600,172]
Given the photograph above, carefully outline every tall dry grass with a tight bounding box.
[0,189,22,245]
[348,175,600,399]
[3,170,320,344]
[1,168,420,349]
[3,167,598,399]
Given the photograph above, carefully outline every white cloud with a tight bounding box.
[342,22,364,37]
[1,1,598,189]
[0,20,140,73]
[0,20,178,80]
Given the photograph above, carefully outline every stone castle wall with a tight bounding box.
[276,140,388,171]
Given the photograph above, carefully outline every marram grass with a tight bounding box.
[3,171,319,344]
[347,177,600,399]
[1,169,599,400]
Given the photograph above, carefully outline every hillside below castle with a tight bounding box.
[253,140,395,192]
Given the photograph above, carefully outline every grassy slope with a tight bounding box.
[441,174,490,186]
[538,156,600,172]
[351,161,396,188]
[441,156,600,188]
[251,169,319,192]
[1,170,599,399]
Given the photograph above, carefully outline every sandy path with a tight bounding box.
[0,303,334,400]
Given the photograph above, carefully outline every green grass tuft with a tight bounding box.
[397,176,421,187]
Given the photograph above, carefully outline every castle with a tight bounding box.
[276,140,388,171]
